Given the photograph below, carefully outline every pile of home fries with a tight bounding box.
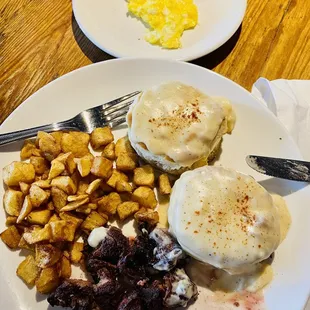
[0,128,172,294]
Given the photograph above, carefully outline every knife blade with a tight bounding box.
[246,155,310,182]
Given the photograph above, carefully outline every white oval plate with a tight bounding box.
[0,59,309,310]
[72,0,247,61]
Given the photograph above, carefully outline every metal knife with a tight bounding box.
[246,155,310,182]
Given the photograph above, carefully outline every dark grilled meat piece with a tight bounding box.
[137,220,156,234]
[93,268,123,310]
[117,291,143,310]
[118,262,147,286]
[47,279,94,310]
[93,267,123,309]
[92,226,129,264]
[86,258,118,283]
[119,231,155,269]
[117,231,156,285]
[93,279,122,309]
[138,281,164,310]
[48,226,197,310]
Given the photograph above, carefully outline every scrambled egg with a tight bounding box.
[128,0,198,49]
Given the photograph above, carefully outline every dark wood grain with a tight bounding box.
[0,0,309,124]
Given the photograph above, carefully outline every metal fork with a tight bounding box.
[0,91,140,146]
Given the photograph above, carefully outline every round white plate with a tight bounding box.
[0,59,309,310]
[72,0,247,61]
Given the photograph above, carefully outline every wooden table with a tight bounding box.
[0,0,309,125]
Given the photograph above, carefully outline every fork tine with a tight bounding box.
[102,107,129,123]
[103,100,134,116]
[101,91,140,110]
[108,116,127,129]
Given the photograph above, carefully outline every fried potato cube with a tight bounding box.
[30,156,49,175]
[59,212,83,228]
[81,211,108,231]
[51,176,77,195]
[133,165,155,188]
[20,140,37,160]
[89,190,103,203]
[132,186,157,209]
[19,182,31,195]
[116,153,137,171]
[134,208,159,226]
[57,153,72,163]
[35,244,62,268]
[17,195,33,223]
[67,156,77,175]
[50,131,63,144]
[115,180,132,193]
[102,142,115,160]
[117,202,139,221]
[100,182,114,193]
[3,161,35,186]
[28,209,52,226]
[32,148,43,157]
[56,152,77,175]
[77,179,90,195]
[29,185,50,208]
[90,127,114,150]
[23,225,40,233]
[23,224,51,244]
[41,172,49,181]
[63,250,70,258]
[61,197,89,212]
[98,192,122,215]
[5,216,17,226]
[76,202,97,214]
[3,189,23,216]
[51,187,68,212]
[0,225,21,249]
[35,131,47,144]
[75,154,94,177]
[115,136,135,157]
[88,202,98,210]
[35,266,60,294]
[48,160,65,179]
[107,169,128,188]
[20,140,35,158]
[61,132,90,158]
[49,220,77,242]
[18,235,34,251]
[158,174,172,195]
[70,170,81,187]
[48,213,60,223]
[67,194,89,202]
[91,156,113,179]
[55,152,71,162]
[75,206,91,214]
[86,179,102,195]
[16,255,40,286]
[69,242,84,263]
[59,255,71,279]
[47,201,54,211]
[38,131,61,161]
[32,180,51,189]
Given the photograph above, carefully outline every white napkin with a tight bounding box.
[252,78,310,310]
[251,78,310,160]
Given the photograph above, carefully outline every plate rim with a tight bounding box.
[71,0,248,61]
